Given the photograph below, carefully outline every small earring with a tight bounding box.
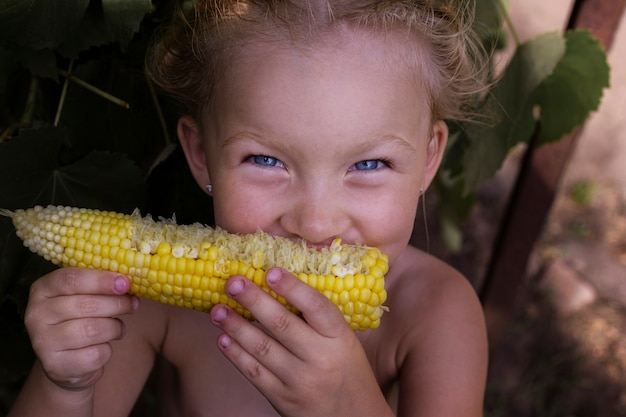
[206,184,213,194]
[419,187,424,195]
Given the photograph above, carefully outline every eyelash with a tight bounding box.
[247,154,285,168]
[350,158,392,171]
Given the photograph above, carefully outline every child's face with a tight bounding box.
[180,29,447,263]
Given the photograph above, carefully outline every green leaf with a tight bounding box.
[0,126,147,212]
[56,9,117,58]
[535,29,610,144]
[456,32,567,192]
[102,0,152,51]
[0,0,90,50]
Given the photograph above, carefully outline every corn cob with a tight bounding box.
[2,205,388,330]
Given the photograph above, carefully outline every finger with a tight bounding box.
[221,275,314,347]
[32,268,131,300]
[50,317,127,352]
[41,293,139,324]
[211,305,288,391]
[264,268,349,338]
[44,342,113,389]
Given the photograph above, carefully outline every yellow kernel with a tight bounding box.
[339,290,350,305]
[173,274,183,287]
[109,235,120,248]
[355,273,365,288]
[343,275,355,290]
[316,274,326,290]
[370,265,384,279]
[354,301,366,314]
[176,257,186,274]
[344,302,354,315]
[157,242,171,256]
[109,259,119,272]
[198,242,211,260]
[195,260,205,275]
[167,258,177,274]
[229,260,239,276]
[83,253,94,266]
[89,232,100,245]
[374,277,385,292]
[200,277,210,290]
[134,253,145,268]
[208,246,219,261]
[157,271,168,284]
[369,307,384,321]
[359,288,372,303]
[186,258,196,274]
[162,284,173,296]
[245,267,255,280]
[325,275,336,290]
[204,261,214,277]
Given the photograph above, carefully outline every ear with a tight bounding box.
[422,119,448,190]
[178,115,212,192]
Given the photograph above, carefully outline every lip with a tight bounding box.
[305,238,346,250]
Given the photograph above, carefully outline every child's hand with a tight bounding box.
[210,268,393,417]
[24,268,138,391]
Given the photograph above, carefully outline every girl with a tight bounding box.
[9,1,489,416]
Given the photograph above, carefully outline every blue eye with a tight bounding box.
[250,155,285,168]
[351,159,386,171]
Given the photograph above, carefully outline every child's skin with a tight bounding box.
[9,8,488,417]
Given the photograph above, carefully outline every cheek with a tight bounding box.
[211,183,278,234]
[359,195,419,261]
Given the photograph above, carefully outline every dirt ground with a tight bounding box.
[481,179,626,417]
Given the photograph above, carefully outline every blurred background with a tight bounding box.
[474,0,626,415]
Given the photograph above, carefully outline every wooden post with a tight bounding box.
[480,0,626,350]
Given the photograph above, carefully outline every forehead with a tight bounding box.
[214,25,433,115]
[204,27,433,149]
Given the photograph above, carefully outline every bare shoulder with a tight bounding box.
[386,246,483,321]
[375,246,488,416]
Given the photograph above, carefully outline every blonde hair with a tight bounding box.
[146,0,490,122]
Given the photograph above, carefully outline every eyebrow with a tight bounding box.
[363,134,419,153]
[222,131,419,155]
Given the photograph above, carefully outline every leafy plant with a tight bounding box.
[0,0,610,413]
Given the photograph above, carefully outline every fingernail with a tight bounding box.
[212,305,228,323]
[266,268,282,285]
[218,334,232,349]
[131,296,140,312]
[114,276,128,293]
[227,277,245,296]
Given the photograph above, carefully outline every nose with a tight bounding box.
[280,184,350,246]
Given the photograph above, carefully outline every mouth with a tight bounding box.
[305,237,346,251]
